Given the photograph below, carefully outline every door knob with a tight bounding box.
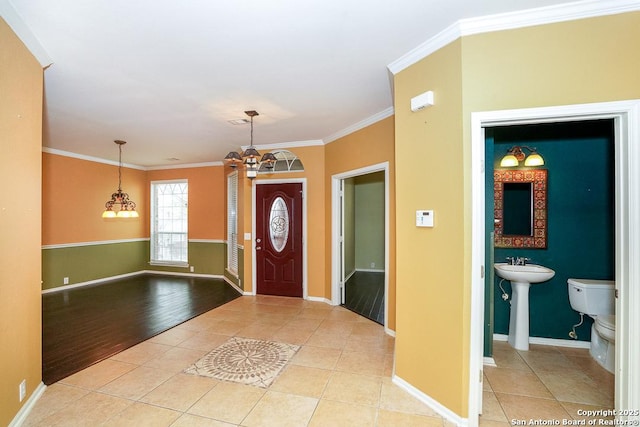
[256,246,262,250]
[256,238,262,243]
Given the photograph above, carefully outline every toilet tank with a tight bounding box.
[567,278,615,316]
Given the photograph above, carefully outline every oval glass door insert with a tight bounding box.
[269,196,289,252]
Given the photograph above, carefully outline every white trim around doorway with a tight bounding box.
[331,162,391,334]
[469,100,640,426]
[251,178,308,299]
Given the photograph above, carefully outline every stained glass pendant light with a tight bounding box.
[102,140,139,218]
[224,110,276,179]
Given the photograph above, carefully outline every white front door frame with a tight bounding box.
[469,100,640,426]
[331,162,390,332]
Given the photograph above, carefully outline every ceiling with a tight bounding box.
[8,0,573,167]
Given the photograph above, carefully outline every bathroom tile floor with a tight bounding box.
[22,295,616,426]
[481,340,615,426]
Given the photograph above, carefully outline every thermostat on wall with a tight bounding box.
[416,210,434,227]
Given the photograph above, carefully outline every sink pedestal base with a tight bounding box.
[508,281,531,351]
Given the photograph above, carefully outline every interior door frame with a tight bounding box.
[331,162,390,331]
[252,178,307,298]
[469,100,640,426]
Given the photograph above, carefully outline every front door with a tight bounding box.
[256,183,303,297]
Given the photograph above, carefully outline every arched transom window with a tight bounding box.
[258,150,304,173]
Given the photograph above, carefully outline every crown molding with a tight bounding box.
[145,161,222,170]
[1,0,53,68]
[42,147,146,170]
[323,107,395,144]
[245,139,324,151]
[43,147,223,170]
[387,24,462,75]
[458,0,640,36]
[388,0,640,75]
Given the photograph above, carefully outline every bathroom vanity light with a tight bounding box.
[500,146,544,167]
[224,110,276,179]
[102,140,139,218]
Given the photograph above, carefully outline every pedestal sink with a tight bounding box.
[495,263,555,351]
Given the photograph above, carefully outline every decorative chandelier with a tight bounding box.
[102,140,139,218]
[224,110,276,179]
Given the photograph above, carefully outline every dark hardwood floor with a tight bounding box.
[343,270,385,325]
[42,274,241,385]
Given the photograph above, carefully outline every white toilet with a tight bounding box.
[567,278,616,374]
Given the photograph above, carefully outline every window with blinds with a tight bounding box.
[227,172,238,274]
[150,180,188,265]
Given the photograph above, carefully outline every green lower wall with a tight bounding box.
[149,241,225,275]
[42,240,228,290]
[42,240,148,290]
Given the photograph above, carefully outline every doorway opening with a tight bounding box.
[486,119,615,356]
[469,100,640,426]
[331,162,389,327]
[341,171,385,324]
[484,120,616,419]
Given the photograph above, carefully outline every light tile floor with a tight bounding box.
[481,340,615,426]
[23,295,616,426]
[24,295,444,426]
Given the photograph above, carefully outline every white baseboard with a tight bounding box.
[9,382,46,427]
[392,375,468,426]
[42,270,227,294]
[220,276,244,295]
[143,270,224,280]
[42,271,144,293]
[493,333,590,349]
[483,357,497,367]
[344,269,356,282]
[355,268,385,273]
[306,295,334,305]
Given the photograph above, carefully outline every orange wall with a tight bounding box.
[42,153,147,245]
[325,116,396,329]
[147,166,225,240]
[43,155,226,245]
[394,39,467,415]
[0,18,43,426]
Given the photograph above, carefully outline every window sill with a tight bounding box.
[149,261,189,268]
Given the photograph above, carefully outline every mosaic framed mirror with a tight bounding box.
[494,169,548,248]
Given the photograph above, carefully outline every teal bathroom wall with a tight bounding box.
[485,120,615,353]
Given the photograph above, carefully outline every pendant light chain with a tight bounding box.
[250,114,254,148]
[118,142,123,191]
